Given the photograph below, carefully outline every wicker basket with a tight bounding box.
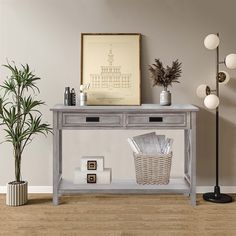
[133,152,172,185]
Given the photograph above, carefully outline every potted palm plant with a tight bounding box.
[0,62,51,206]
[149,59,182,105]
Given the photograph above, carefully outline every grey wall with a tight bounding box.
[0,0,236,186]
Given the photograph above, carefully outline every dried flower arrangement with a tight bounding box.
[80,83,90,93]
[149,59,182,90]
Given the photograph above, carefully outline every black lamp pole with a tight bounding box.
[203,33,232,203]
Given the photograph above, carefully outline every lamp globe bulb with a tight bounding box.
[204,94,219,109]
[218,71,230,85]
[204,34,220,50]
[196,84,210,98]
[225,54,236,69]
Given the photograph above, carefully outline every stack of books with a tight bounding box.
[74,156,111,184]
[127,132,173,155]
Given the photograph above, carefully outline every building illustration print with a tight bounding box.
[90,47,132,90]
[81,34,141,105]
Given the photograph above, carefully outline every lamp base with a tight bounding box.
[203,186,233,203]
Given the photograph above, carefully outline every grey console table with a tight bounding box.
[51,104,198,206]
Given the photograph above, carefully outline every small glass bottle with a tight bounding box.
[64,87,71,106]
[71,88,76,106]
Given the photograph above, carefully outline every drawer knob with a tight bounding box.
[149,117,163,122]
[86,117,100,122]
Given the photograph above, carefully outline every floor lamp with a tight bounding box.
[196,33,236,203]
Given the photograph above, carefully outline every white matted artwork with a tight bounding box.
[81,33,141,105]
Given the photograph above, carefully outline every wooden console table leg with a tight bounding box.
[184,129,190,196]
[53,112,61,205]
[190,112,197,206]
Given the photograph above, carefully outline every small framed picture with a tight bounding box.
[81,33,141,105]
[87,161,97,170]
[87,174,96,184]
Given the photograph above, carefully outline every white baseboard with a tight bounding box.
[0,186,52,194]
[0,186,236,194]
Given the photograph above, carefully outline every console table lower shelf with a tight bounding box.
[58,178,190,195]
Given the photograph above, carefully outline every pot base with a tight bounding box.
[6,181,28,206]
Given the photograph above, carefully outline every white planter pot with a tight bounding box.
[6,181,28,206]
[79,92,87,106]
[160,90,171,106]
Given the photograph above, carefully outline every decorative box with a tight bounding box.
[74,168,111,184]
[80,156,104,171]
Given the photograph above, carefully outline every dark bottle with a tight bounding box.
[64,87,71,106]
[71,88,76,106]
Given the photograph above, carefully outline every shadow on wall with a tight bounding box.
[220,116,236,185]
[197,106,236,186]
[141,34,154,103]
[226,78,236,104]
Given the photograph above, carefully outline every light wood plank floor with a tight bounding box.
[0,194,235,236]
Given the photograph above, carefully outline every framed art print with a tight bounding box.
[81,33,141,105]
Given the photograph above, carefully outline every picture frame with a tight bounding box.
[81,33,141,105]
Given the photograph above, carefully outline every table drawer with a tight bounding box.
[126,113,186,127]
[62,113,123,127]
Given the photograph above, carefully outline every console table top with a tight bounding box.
[51,104,199,112]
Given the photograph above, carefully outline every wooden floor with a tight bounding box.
[0,194,235,236]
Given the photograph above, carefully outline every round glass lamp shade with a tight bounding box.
[196,84,210,98]
[218,71,230,84]
[225,54,236,69]
[204,34,220,50]
[204,94,219,109]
